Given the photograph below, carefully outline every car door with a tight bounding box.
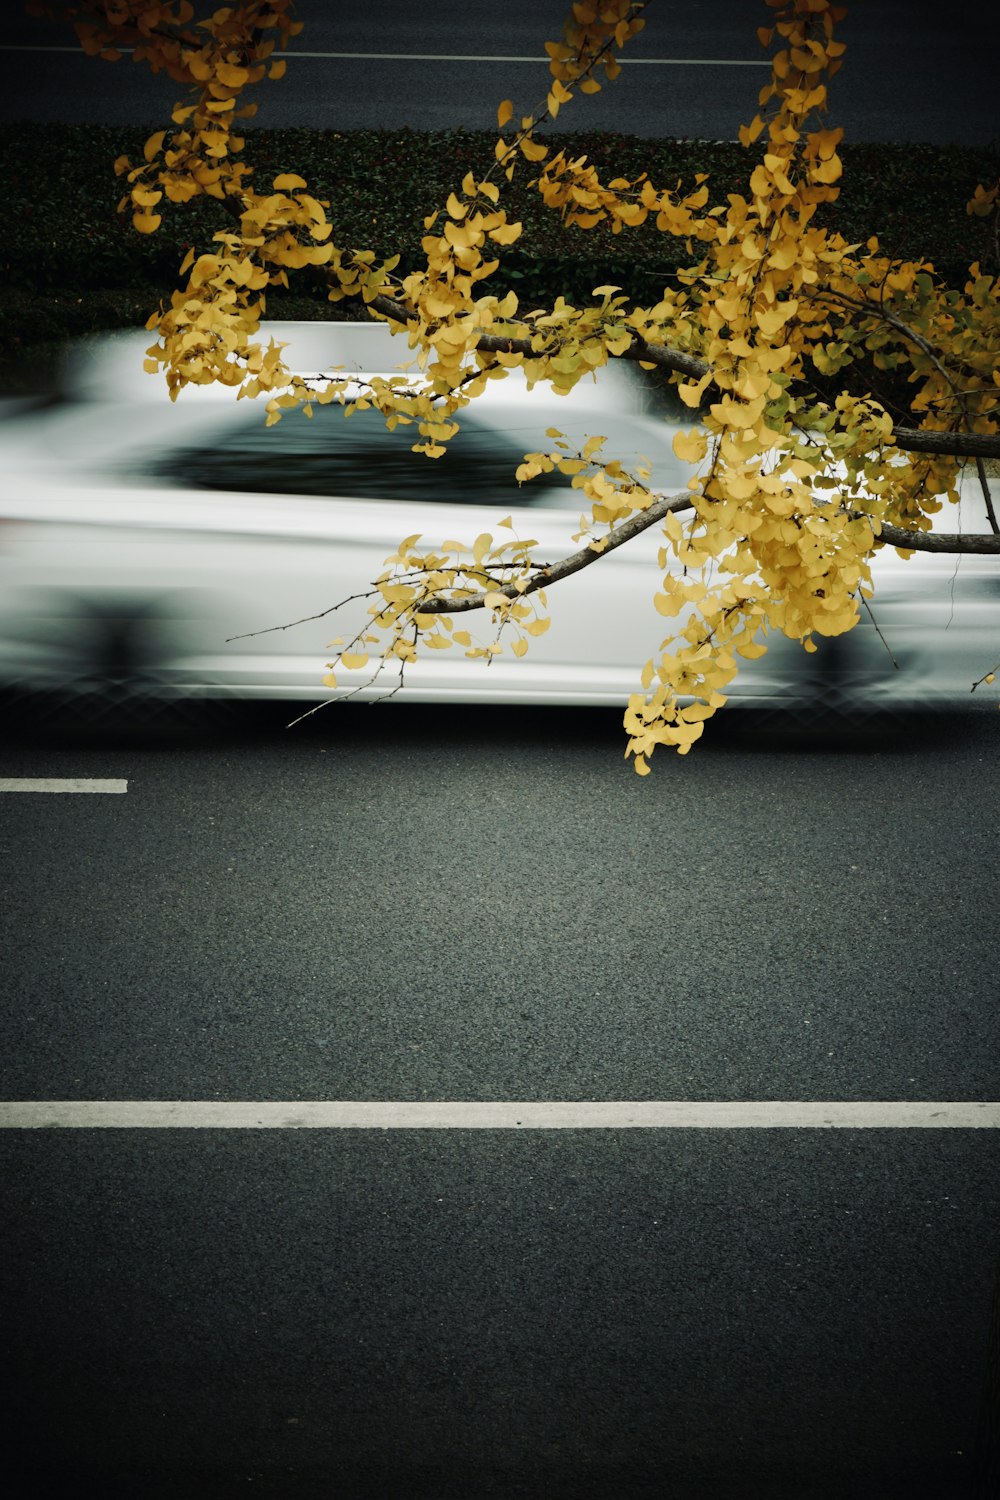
[138,394,684,704]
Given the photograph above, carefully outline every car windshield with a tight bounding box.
[148,404,571,507]
[143,402,683,507]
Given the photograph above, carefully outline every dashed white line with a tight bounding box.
[0,778,128,794]
[1,1101,998,1129]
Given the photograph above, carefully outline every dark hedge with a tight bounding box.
[1,121,996,391]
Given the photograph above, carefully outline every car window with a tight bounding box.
[150,404,573,507]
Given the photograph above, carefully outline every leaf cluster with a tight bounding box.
[5,0,999,768]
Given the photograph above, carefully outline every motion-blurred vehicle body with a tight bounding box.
[0,322,995,721]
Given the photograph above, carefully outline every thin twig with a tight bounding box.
[971,663,1000,692]
[225,589,380,640]
[859,593,899,669]
[286,639,411,725]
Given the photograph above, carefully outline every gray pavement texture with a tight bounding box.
[1,703,999,1498]
[1,706,998,1104]
[2,1130,998,1499]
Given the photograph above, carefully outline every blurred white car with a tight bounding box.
[0,321,995,720]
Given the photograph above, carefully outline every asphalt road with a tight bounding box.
[3,0,998,143]
[2,703,999,1498]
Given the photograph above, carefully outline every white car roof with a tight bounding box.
[58,320,648,412]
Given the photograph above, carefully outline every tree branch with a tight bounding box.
[877,522,1000,554]
[412,504,1000,626]
[888,427,1000,459]
[417,492,695,614]
[362,294,1000,460]
[977,455,1000,534]
[807,288,1000,488]
[364,292,713,382]
[810,284,985,384]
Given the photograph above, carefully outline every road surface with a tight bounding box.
[2,703,998,1497]
[3,0,997,143]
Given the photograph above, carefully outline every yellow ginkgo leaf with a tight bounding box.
[672,429,708,463]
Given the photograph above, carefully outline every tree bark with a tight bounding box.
[878,524,1000,555]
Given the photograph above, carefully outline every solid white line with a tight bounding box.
[1,45,770,66]
[0,778,128,794]
[2,1102,999,1130]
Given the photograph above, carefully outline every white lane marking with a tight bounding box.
[0,778,128,794]
[1,1102,999,1129]
[1,45,770,66]
[277,53,773,66]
